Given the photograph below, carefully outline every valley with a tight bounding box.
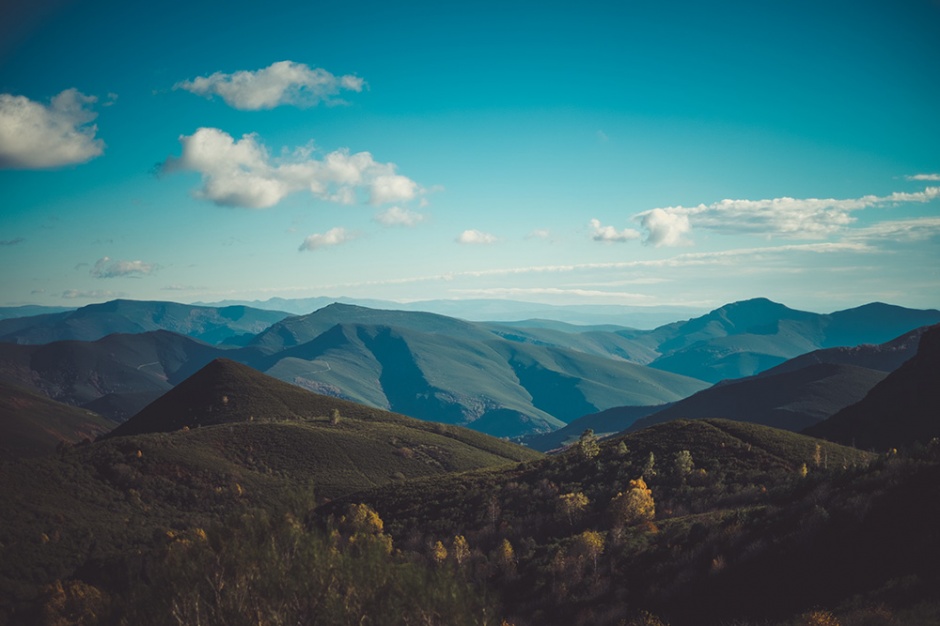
[1,297,939,625]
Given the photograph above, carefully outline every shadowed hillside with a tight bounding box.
[0,381,116,458]
[805,324,940,450]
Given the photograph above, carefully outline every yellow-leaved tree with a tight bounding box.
[610,477,655,527]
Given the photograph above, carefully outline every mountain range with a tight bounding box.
[1,297,938,439]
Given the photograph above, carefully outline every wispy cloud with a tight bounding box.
[589,218,641,243]
[161,284,206,292]
[374,206,425,227]
[905,173,940,182]
[162,128,420,209]
[0,237,25,246]
[846,217,940,243]
[174,61,365,110]
[456,229,497,244]
[633,187,940,246]
[61,289,125,300]
[299,227,355,251]
[91,257,158,278]
[526,228,552,240]
[448,287,657,302]
[0,89,104,169]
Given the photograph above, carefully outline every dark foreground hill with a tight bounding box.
[0,381,116,458]
[805,324,940,450]
[0,362,541,622]
[325,420,940,626]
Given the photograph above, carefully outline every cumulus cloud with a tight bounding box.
[162,128,421,209]
[299,227,354,251]
[906,173,940,181]
[638,208,692,247]
[91,257,158,278]
[0,89,104,169]
[589,218,642,243]
[374,206,425,227]
[634,187,940,245]
[0,237,25,246]
[174,61,365,110]
[456,229,497,245]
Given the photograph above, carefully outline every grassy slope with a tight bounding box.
[0,381,117,459]
[0,373,541,615]
[325,420,937,626]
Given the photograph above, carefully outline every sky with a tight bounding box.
[1,0,939,313]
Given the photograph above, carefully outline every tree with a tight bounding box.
[556,492,589,527]
[642,452,657,479]
[452,535,470,566]
[577,429,600,460]
[494,539,516,576]
[673,450,693,479]
[610,478,655,527]
[432,540,448,566]
[571,530,605,572]
[329,408,341,425]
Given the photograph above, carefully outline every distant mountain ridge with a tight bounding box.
[0,299,291,345]
[2,296,938,439]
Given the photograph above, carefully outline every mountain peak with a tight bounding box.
[105,358,368,438]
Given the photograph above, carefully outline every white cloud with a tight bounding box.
[527,228,552,240]
[847,217,940,243]
[906,173,940,182]
[0,89,104,169]
[638,208,692,247]
[61,289,124,300]
[374,206,425,227]
[456,229,497,244]
[174,60,365,110]
[162,128,421,209]
[589,218,641,243]
[449,287,656,302]
[299,227,354,251]
[91,257,158,278]
[634,187,940,245]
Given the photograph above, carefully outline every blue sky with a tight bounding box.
[1,0,939,312]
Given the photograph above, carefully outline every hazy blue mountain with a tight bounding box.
[200,296,706,328]
[0,299,291,345]
[804,324,940,450]
[639,298,940,383]
[254,321,707,437]
[0,305,74,321]
[249,303,497,351]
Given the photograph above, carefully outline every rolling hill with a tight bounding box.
[0,330,226,422]
[0,299,290,345]
[804,324,940,450]
[0,380,116,458]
